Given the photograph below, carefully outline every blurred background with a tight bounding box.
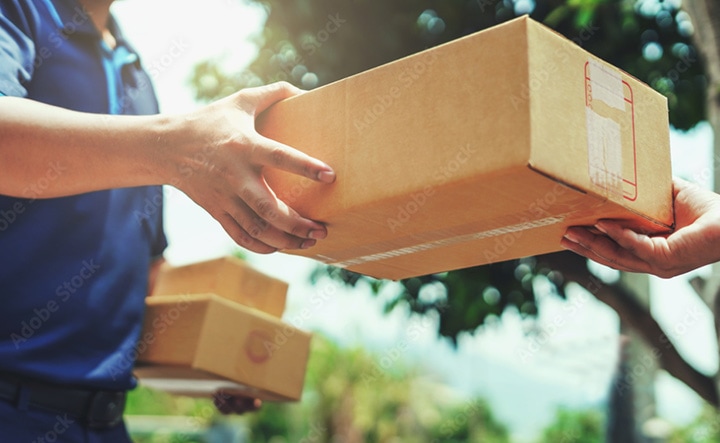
[111,0,720,441]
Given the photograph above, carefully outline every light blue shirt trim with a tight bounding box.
[100,38,139,115]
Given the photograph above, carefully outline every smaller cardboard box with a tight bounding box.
[151,256,288,318]
[135,294,311,402]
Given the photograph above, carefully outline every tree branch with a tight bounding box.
[538,252,719,407]
[681,1,720,403]
[690,273,720,323]
[684,0,720,89]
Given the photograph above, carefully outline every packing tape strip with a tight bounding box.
[586,107,623,194]
[587,59,625,110]
[330,216,565,268]
[586,58,624,197]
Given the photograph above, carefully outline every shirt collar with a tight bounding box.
[42,0,139,55]
[41,0,99,37]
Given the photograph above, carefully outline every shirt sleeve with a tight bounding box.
[0,0,36,97]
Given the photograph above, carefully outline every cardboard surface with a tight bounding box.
[151,256,288,317]
[257,16,673,280]
[135,294,311,402]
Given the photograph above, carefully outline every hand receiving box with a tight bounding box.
[258,16,673,280]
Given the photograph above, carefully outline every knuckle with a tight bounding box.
[255,216,270,232]
[238,185,254,201]
[235,134,256,152]
[254,197,277,219]
[246,218,269,239]
[235,231,253,247]
[219,210,272,253]
[226,223,253,248]
[302,163,315,179]
[290,224,309,238]
[246,224,262,239]
[269,146,290,167]
[233,92,255,112]
[273,80,291,91]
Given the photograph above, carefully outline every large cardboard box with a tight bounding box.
[135,294,310,402]
[258,16,673,280]
[151,256,288,317]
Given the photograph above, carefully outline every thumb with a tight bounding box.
[241,81,305,115]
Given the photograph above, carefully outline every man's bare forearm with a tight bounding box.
[0,96,174,198]
[0,82,337,253]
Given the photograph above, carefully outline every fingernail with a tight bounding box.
[300,239,316,249]
[595,222,608,235]
[309,229,326,240]
[563,230,580,244]
[317,170,336,183]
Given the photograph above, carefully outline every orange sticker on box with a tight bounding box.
[245,330,272,364]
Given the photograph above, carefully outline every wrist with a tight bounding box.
[154,107,231,191]
[142,112,192,188]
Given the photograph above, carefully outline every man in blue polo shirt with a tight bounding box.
[0,0,335,440]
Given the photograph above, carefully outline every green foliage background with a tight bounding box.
[126,335,514,442]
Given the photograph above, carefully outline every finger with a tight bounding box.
[672,176,696,199]
[213,392,234,415]
[560,235,639,274]
[251,135,336,183]
[562,226,651,273]
[242,81,305,115]
[595,220,660,263]
[230,397,262,414]
[213,391,262,415]
[215,212,278,254]
[228,196,319,250]
[238,175,329,241]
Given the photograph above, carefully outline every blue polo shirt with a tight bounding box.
[0,0,167,390]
